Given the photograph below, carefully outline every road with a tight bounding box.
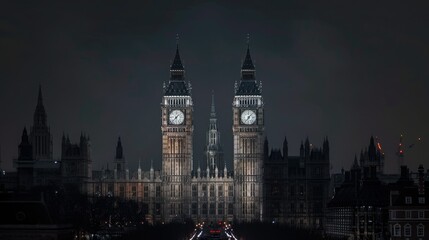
[189,222,238,240]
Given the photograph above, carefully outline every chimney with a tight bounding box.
[418,165,425,195]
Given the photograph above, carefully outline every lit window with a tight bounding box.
[404,224,411,237]
[417,224,424,237]
[394,224,401,237]
[406,196,412,204]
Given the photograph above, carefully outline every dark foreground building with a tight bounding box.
[326,165,390,239]
[263,137,330,229]
[326,160,429,240]
[389,165,429,240]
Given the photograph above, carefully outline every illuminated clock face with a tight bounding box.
[241,110,256,125]
[169,110,184,125]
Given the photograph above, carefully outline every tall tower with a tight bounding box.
[161,41,193,222]
[233,41,264,222]
[16,128,34,190]
[114,137,127,179]
[205,93,224,176]
[30,85,53,160]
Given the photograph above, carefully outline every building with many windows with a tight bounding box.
[389,165,429,240]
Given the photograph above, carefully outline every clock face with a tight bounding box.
[241,110,256,125]
[169,110,185,125]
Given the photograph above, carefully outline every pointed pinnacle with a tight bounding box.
[37,84,43,105]
[210,91,216,117]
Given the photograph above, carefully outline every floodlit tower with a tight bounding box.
[232,36,264,222]
[161,37,193,222]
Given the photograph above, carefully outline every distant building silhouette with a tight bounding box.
[61,133,92,193]
[359,136,385,175]
[14,86,59,190]
[264,137,330,229]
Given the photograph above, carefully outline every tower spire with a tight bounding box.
[206,92,223,173]
[37,84,43,106]
[210,91,216,118]
[236,34,260,95]
[34,85,47,126]
[115,136,123,159]
[170,34,184,72]
[242,34,255,71]
[165,35,190,95]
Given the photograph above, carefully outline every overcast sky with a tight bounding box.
[1,1,428,173]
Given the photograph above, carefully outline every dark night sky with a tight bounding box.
[1,1,428,173]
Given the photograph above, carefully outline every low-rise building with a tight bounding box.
[389,165,429,240]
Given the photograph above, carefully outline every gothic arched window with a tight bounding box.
[417,224,424,237]
[394,224,401,237]
[404,224,411,237]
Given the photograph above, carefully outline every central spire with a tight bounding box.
[37,84,43,106]
[115,137,123,159]
[210,91,216,118]
[206,91,223,174]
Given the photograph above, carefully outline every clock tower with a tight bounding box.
[233,43,264,222]
[161,42,193,222]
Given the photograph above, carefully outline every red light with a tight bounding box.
[210,229,221,234]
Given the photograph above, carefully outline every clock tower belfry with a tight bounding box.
[233,42,264,222]
[161,42,193,222]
